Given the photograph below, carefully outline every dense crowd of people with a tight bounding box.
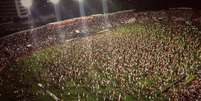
[0,9,200,71]
[0,9,136,69]
[0,9,201,100]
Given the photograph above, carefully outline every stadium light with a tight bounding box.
[21,0,33,8]
[78,0,84,3]
[49,0,60,4]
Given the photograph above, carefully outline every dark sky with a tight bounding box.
[30,0,201,20]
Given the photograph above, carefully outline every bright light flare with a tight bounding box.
[49,0,60,4]
[21,0,33,8]
[78,0,83,3]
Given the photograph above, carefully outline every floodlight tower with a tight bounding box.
[77,0,88,34]
[21,0,33,17]
[78,0,86,17]
[21,0,38,47]
[21,0,33,25]
[21,0,33,9]
[49,0,61,20]
[49,0,60,4]
[102,0,112,28]
[49,0,66,43]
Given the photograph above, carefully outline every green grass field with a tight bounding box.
[3,21,201,100]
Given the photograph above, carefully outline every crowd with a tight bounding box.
[1,9,200,70]
[0,9,136,69]
[0,9,201,100]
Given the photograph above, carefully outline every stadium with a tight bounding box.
[0,0,201,100]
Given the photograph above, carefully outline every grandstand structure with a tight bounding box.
[0,0,56,37]
[0,0,30,37]
[0,0,29,22]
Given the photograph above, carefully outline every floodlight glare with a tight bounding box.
[78,0,83,3]
[49,0,60,4]
[21,0,33,8]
